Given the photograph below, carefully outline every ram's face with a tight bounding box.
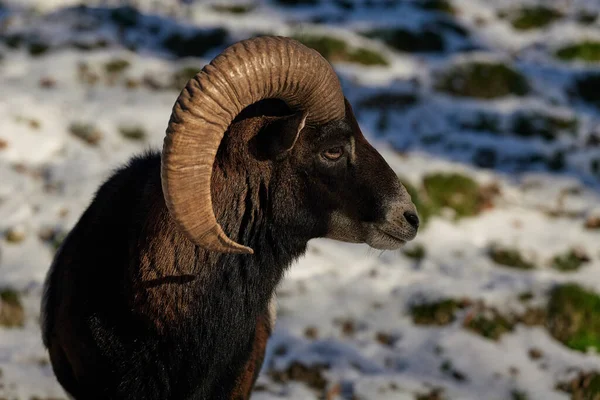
[266,99,419,250]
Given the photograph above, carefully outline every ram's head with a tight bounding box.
[162,36,418,254]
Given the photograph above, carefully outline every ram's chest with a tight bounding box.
[228,309,273,399]
[130,282,193,335]
[174,303,275,400]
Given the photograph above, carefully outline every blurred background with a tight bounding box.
[0,0,599,399]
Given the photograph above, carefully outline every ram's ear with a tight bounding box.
[257,111,308,160]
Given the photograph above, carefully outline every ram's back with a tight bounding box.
[41,152,162,359]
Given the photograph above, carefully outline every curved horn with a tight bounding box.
[161,36,345,254]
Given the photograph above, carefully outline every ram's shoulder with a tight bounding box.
[111,151,161,184]
[93,151,161,200]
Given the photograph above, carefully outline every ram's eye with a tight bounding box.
[323,147,344,161]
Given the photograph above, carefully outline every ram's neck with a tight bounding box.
[211,157,309,281]
[121,153,305,397]
[130,153,307,334]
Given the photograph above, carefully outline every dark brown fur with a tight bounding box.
[41,99,416,399]
[230,312,271,399]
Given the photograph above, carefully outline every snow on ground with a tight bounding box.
[0,0,599,399]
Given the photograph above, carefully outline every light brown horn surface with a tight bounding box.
[161,36,345,254]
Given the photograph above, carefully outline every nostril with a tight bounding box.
[403,211,420,229]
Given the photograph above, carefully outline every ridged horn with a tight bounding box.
[161,36,345,254]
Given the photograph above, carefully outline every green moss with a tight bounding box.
[363,28,445,53]
[509,6,562,31]
[172,66,200,91]
[422,172,481,218]
[489,245,535,270]
[293,34,344,58]
[464,308,514,340]
[577,11,598,25]
[211,4,256,14]
[291,34,388,66]
[29,41,50,57]
[418,0,455,14]
[511,111,577,142]
[0,288,20,307]
[0,288,24,328]
[39,227,68,253]
[508,153,546,169]
[69,122,102,145]
[104,59,131,74]
[275,0,318,5]
[118,125,146,141]
[421,134,444,145]
[162,28,228,59]
[574,73,600,108]
[416,388,447,400]
[547,283,600,352]
[376,111,389,133]
[51,232,67,252]
[472,147,497,169]
[592,159,600,176]
[440,359,468,382]
[510,390,529,400]
[556,41,600,62]
[551,249,590,272]
[334,0,353,10]
[398,173,493,225]
[15,115,41,130]
[518,307,547,326]
[436,62,529,99]
[76,62,100,86]
[402,244,426,260]
[347,47,388,66]
[546,151,566,172]
[3,34,23,49]
[557,371,600,400]
[410,299,460,326]
[110,6,140,28]
[585,214,600,230]
[71,38,109,51]
[518,291,534,302]
[358,92,419,111]
[460,112,501,133]
[440,360,451,372]
[434,18,469,37]
[269,362,328,391]
[4,227,25,243]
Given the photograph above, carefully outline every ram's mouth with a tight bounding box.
[376,227,407,245]
[364,225,410,250]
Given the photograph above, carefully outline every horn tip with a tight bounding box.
[190,224,255,255]
[220,241,254,255]
[206,242,254,255]
[238,245,254,255]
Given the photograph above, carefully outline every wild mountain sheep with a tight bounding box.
[41,36,419,399]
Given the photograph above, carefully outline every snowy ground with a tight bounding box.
[0,0,599,399]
